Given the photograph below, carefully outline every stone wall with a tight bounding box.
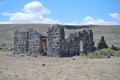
[97,36,108,49]
[14,24,95,57]
[47,24,65,57]
[79,30,95,53]
[27,28,40,53]
[39,36,47,55]
[62,29,95,56]
[46,24,95,57]
[62,32,80,57]
[14,30,28,53]
[14,28,47,54]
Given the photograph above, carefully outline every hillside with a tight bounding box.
[0,24,120,48]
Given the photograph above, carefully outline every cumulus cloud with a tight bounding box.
[62,14,119,25]
[109,13,120,20]
[1,1,59,24]
[23,1,50,14]
[80,16,117,25]
[1,1,119,25]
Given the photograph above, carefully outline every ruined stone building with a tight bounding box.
[47,24,65,57]
[14,28,47,54]
[97,36,108,49]
[14,24,95,57]
[14,30,28,53]
[62,29,95,56]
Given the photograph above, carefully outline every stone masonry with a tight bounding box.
[14,30,28,53]
[97,36,108,49]
[47,24,65,57]
[14,28,47,54]
[61,29,95,56]
[14,24,95,57]
[47,24,95,57]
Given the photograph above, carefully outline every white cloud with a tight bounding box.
[2,12,12,16]
[80,16,117,25]
[0,21,12,24]
[109,13,120,20]
[1,1,119,25]
[23,1,50,14]
[64,13,120,25]
[1,1,59,24]
[62,14,119,25]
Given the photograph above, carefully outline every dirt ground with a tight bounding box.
[0,52,120,80]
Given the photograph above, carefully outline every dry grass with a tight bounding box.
[0,52,120,80]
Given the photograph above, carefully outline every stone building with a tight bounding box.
[97,36,108,49]
[47,24,65,57]
[47,24,95,57]
[14,28,47,54]
[14,30,28,53]
[27,28,40,53]
[61,29,95,56]
[62,32,80,56]
[14,24,95,57]
[39,35,47,55]
[78,29,95,53]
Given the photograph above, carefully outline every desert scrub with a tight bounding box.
[27,52,42,57]
[83,48,120,59]
[30,53,39,57]
[87,52,105,59]
[115,51,120,57]
[0,48,12,52]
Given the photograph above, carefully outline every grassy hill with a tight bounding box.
[0,24,120,48]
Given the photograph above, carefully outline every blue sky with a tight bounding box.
[0,0,120,25]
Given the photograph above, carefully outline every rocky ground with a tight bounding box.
[0,52,120,80]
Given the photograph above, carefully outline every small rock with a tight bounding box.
[42,64,45,66]
[13,52,15,55]
[72,58,76,60]
[21,55,24,57]
[28,58,30,60]
[107,56,111,58]
[0,71,2,73]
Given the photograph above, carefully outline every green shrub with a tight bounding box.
[31,53,39,57]
[80,48,120,59]
[87,52,105,59]
[79,52,87,58]
[115,51,120,57]
[0,48,11,52]
[99,48,115,56]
